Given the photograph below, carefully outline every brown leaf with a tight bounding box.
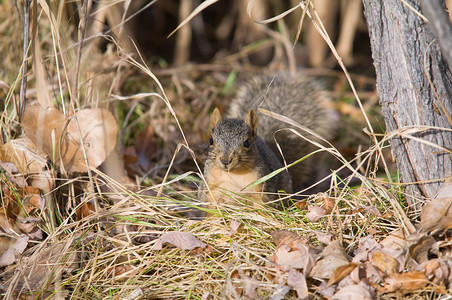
[0,234,29,267]
[409,235,435,264]
[22,104,118,173]
[152,231,207,250]
[287,269,308,299]
[227,219,241,237]
[380,229,406,250]
[271,230,305,246]
[327,263,359,286]
[271,231,317,273]
[6,242,78,293]
[332,283,374,300]
[310,240,349,279]
[305,206,327,222]
[0,137,48,175]
[322,196,336,213]
[76,201,96,220]
[420,179,452,233]
[380,271,428,293]
[353,235,381,263]
[371,251,398,275]
[241,275,260,299]
[416,259,449,285]
[105,265,135,279]
[295,201,308,210]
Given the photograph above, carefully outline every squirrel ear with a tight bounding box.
[245,110,259,137]
[210,107,222,130]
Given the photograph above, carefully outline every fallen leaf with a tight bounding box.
[310,240,349,279]
[272,243,316,272]
[6,242,78,293]
[371,251,398,275]
[241,275,260,299]
[0,137,48,175]
[22,104,118,173]
[305,206,327,222]
[105,264,135,279]
[380,229,406,250]
[332,283,374,300]
[152,231,207,250]
[352,205,381,217]
[317,234,333,245]
[0,234,29,267]
[416,259,449,285]
[327,263,359,286]
[353,235,381,263]
[409,235,435,264]
[295,201,308,210]
[380,271,428,293]
[227,219,241,237]
[420,180,452,233]
[287,269,308,299]
[322,196,335,213]
[271,230,305,246]
[0,236,17,257]
[271,231,317,273]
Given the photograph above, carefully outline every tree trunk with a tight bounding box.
[362,0,452,205]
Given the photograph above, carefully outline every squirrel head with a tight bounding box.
[208,108,258,171]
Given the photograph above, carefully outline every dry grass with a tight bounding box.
[2,1,447,299]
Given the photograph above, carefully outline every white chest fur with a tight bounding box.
[205,165,265,206]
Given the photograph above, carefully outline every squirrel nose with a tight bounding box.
[220,157,232,168]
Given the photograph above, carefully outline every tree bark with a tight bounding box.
[362,0,452,205]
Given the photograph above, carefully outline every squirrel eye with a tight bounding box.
[243,138,251,148]
[209,136,214,146]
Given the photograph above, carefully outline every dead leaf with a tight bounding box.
[22,104,118,173]
[332,283,374,300]
[420,180,452,233]
[0,234,29,267]
[351,205,381,216]
[416,259,449,285]
[317,234,333,245]
[409,235,435,264]
[353,235,381,263]
[272,243,317,272]
[287,269,308,299]
[271,231,317,273]
[240,275,260,299]
[380,271,428,293]
[295,201,308,210]
[305,206,327,222]
[271,230,304,246]
[6,242,78,293]
[322,196,335,213]
[227,219,241,237]
[371,251,398,275]
[152,231,207,250]
[0,137,48,175]
[327,263,359,286]
[310,240,349,279]
[105,264,135,279]
[380,229,406,250]
[0,236,16,257]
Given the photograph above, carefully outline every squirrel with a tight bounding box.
[199,73,339,208]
